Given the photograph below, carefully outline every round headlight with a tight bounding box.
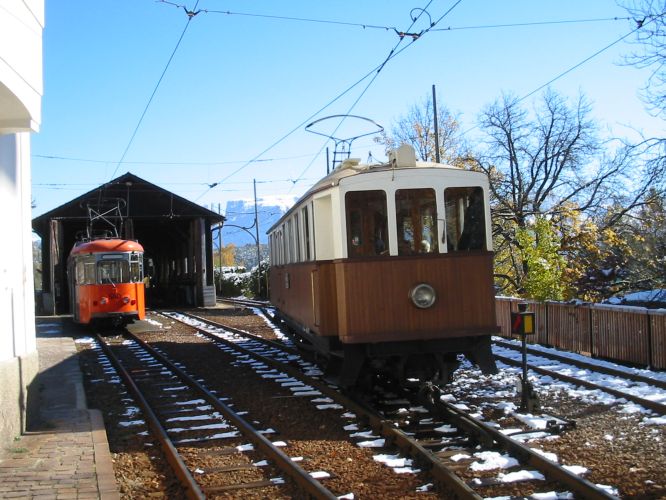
[410,283,436,309]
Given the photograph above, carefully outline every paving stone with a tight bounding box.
[0,318,120,499]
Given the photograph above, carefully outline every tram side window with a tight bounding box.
[129,253,143,282]
[302,206,311,261]
[97,259,129,284]
[345,190,388,258]
[76,258,96,285]
[444,186,486,251]
[269,234,275,264]
[395,189,438,255]
[293,213,301,262]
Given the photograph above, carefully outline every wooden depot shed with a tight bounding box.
[32,172,225,315]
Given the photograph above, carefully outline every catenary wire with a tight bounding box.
[35,7,631,175]
[290,0,464,188]
[457,21,647,139]
[34,152,319,166]
[38,5,646,205]
[109,0,201,180]
[156,1,630,36]
[201,0,455,199]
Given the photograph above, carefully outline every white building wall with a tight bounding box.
[0,134,36,361]
[0,0,44,448]
[0,0,43,132]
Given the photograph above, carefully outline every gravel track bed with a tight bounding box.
[76,307,666,498]
[444,371,666,499]
[78,310,438,498]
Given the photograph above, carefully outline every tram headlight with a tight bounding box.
[100,297,108,305]
[409,283,436,309]
[122,296,130,304]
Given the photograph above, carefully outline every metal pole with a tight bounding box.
[432,84,440,163]
[217,203,222,270]
[253,179,261,296]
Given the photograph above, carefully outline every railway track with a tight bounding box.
[217,297,272,309]
[493,338,666,415]
[94,329,337,499]
[164,308,619,499]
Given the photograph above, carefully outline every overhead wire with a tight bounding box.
[190,0,436,201]
[290,0,465,188]
[34,152,319,166]
[156,1,630,35]
[456,19,648,139]
[44,2,645,204]
[109,0,201,179]
[432,16,632,32]
[37,5,632,181]
[209,1,464,198]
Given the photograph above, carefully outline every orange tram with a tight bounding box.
[67,238,146,326]
[268,145,499,388]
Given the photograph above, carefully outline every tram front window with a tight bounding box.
[444,186,486,251]
[396,188,438,255]
[98,259,129,285]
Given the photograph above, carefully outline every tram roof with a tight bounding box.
[268,151,487,234]
[70,238,144,256]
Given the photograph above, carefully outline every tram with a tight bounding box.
[67,238,146,325]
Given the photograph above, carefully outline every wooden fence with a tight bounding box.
[496,297,666,370]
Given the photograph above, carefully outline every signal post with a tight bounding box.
[511,303,539,412]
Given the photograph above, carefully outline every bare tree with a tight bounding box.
[377,93,468,165]
[474,91,614,227]
[622,0,666,117]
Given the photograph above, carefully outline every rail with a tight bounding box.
[97,330,337,499]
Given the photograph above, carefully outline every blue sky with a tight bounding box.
[31,0,664,218]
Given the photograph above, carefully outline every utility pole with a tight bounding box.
[432,84,440,163]
[253,179,261,296]
[217,203,223,269]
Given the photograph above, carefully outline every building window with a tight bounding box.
[444,186,486,251]
[345,190,388,257]
[396,188,438,255]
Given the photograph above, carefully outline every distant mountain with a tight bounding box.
[219,195,296,247]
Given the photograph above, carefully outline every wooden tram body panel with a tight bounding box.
[333,252,497,343]
[68,238,146,325]
[270,261,339,337]
[270,253,497,344]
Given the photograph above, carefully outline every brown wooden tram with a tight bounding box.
[67,238,146,325]
[268,145,499,388]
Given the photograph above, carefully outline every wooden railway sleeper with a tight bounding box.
[170,311,483,499]
[421,383,618,500]
[95,334,206,500]
[127,331,338,500]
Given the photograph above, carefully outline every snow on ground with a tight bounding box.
[491,338,666,424]
[496,336,666,384]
